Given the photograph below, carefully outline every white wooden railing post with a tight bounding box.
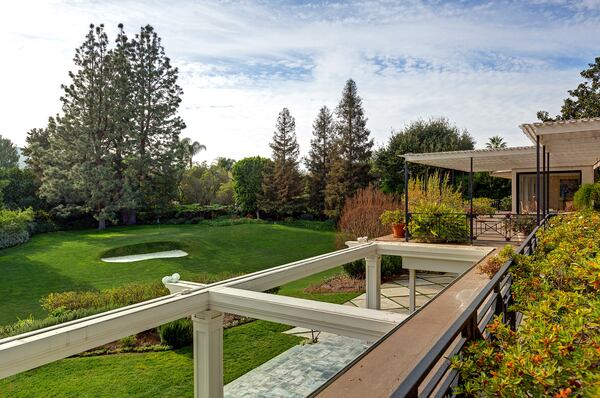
[365,255,381,310]
[192,310,224,398]
[409,269,416,313]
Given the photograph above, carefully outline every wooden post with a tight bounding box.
[409,269,416,313]
[365,255,381,310]
[192,310,224,398]
[404,160,410,242]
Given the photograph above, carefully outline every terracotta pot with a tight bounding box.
[391,223,405,238]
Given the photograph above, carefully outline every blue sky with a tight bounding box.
[1,0,599,162]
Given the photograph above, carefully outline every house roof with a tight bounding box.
[404,117,600,172]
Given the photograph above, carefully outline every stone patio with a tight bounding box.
[224,272,458,397]
[224,335,370,398]
[344,271,457,315]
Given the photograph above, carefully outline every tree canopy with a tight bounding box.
[374,117,475,193]
[538,57,600,121]
[0,135,19,169]
[231,156,271,217]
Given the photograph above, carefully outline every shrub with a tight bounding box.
[469,197,496,215]
[342,256,403,279]
[338,185,400,240]
[406,173,469,242]
[379,209,404,225]
[452,212,600,396]
[499,196,512,211]
[478,245,514,278]
[158,318,193,348]
[41,282,169,313]
[409,202,469,242]
[574,183,600,210]
[0,207,34,249]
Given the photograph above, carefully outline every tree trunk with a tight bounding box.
[98,218,106,230]
[256,209,260,219]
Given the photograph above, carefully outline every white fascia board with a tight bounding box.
[209,287,406,341]
[230,243,377,292]
[375,242,493,263]
[0,291,209,379]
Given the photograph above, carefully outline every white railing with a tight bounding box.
[0,241,491,398]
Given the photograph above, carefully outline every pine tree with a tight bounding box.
[129,25,187,210]
[325,79,373,218]
[305,106,334,215]
[39,24,120,229]
[263,108,303,215]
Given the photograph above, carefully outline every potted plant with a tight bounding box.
[380,209,405,238]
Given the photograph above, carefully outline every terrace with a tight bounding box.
[1,118,598,397]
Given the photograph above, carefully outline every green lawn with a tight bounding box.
[0,221,336,325]
[0,320,302,398]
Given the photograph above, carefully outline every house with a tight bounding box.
[403,117,600,214]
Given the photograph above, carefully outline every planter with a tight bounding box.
[391,223,405,238]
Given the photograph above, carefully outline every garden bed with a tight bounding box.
[452,212,600,397]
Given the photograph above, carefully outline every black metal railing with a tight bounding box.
[406,212,538,243]
[392,214,551,397]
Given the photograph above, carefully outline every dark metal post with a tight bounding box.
[542,145,546,217]
[547,152,550,214]
[536,136,540,225]
[404,160,409,242]
[469,157,473,243]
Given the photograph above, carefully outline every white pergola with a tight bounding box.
[402,117,600,224]
[0,241,491,398]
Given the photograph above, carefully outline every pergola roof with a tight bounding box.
[404,117,600,173]
[403,146,536,173]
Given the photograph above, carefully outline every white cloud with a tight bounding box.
[0,0,598,162]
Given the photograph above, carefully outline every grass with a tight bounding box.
[0,222,336,325]
[0,320,302,398]
[279,267,363,304]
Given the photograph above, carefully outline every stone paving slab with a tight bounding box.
[224,336,370,398]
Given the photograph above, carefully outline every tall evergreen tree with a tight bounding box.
[129,25,187,210]
[263,108,303,215]
[39,24,120,229]
[305,106,334,215]
[325,79,373,218]
[0,135,19,168]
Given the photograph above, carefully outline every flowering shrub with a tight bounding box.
[452,212,600,397]
[478,244,514,278]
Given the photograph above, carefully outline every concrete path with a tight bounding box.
[224,336,369,398]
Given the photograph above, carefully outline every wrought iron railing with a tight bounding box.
[391,214,551,397]
[406,212,538,243]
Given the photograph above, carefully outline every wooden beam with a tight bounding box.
[209,287,406,342]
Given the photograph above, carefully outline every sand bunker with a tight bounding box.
[101,250,188,263]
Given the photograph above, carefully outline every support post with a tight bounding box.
[404,160,409,242]
[469,157,473,243]
[365,255,381,310]
[192,310,224,398]
[409,269,416,313]
[546,152,550,214]
[542,145,546,217]
[536,136,540,225]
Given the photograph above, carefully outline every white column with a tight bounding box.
[192,310,224,398]
[365,255,381,310]
[409,269,416,313]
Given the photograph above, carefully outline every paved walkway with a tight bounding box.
[224,272,458,396]
[224,336,370,398]
[344,272,457,315]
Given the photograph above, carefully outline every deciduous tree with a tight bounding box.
[0,135,19,169]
